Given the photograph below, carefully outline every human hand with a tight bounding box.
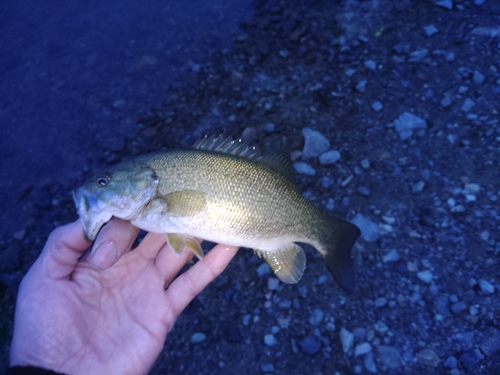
[9,218,239,375]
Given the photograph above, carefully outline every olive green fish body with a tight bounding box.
[73,135,360,292]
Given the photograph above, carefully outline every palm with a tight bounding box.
[10,220,238,375]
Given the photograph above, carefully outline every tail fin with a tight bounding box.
[318,216,360,293]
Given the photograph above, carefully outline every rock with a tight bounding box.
[357,186,370,196]
[424,25,439,36]
[264,123,275,133]
[459,348,485,370]
[392,112,427,140]
[319,150,340,165]
[340,328,354,354]
[293,162,316,176]
[356,80,367,93]
[260,363,275,373]
[376,346,401,369]
[267,278,279,291]
[473,70,485,85]
[371,101,383,112]
[325,198,334,211]
[256,262,271,277]
[417,270,433,284]
[409,48,429,62]
[354,342,372,357]
[461,98,475,112]
[412,181,425,193]
[320,176,335,189]
[435,0,453,10]
[191,332,207,343]
[451,301,467,313]
[241,126,259,143]
[478,279,495,294]
[264,334,277,346]
[309,309,324,326]
[444,356,458,369]
[301,128,330,159]
[299,335,322,355]
[351,214,380,242]
[383,249,400,263]
[363,352,377,373]
[364,60,377,71]
[479,328,500,357]
[416,348,440,367]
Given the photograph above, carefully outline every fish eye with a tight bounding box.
[96,173,111,187]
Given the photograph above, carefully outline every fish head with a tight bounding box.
[73,164,159,241]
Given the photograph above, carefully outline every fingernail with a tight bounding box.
[91,241,119,269]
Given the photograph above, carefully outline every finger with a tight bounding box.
[133,231,167,260]
[39,220,92,279]
[165,244,239,318]
[90,218,139,269]
[154,241,194,284]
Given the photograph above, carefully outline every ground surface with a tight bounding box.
[1,0,500,374]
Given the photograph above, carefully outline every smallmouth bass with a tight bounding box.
[73,135,360,292]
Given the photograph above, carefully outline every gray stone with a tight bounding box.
[319,150,341,165]
[363,352,377,373]
[412,181,425,193]
[320,176,335,189]
[382,249,400,263]
[473,70,485,85]
[356,80,367,93]
[293,162,316,176]
[451,301,467,313]
[340,328,354,354]
[364,60,377,71]
[309,308,324,326]
[354,342,372,357]
[260,363,275,373]
[417,270,433,284]
[191,332,207,343]
[392,112,427,140]
[377,346,401,369]
[351,213,380,242]
[444,356,458,369]
[256,262,271,277]
[461,98,475,112]
[424,25,439,36]
[267,278,280,291]
[301,128,330,159]
[459,348,485,370]
[409,49,429,62]
[299,335,322,355]
[357,186,371,196]
[478,279,495,294]
[264,334,277,346]
[416,348,440,367]
[435,0,453,10]
[479,328,500,357]
[371,101,383,112]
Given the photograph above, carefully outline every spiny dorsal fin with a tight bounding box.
[193,134,292,178]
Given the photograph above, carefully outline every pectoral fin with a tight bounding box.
[255,243,306,284]
[166,233,204,260]
[163,190,207,217]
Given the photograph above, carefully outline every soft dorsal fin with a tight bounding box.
[193,134,292,178]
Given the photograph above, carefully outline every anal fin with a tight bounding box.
[166,233,204,259]
[255,243,306,284]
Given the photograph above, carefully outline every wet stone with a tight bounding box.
[354,342,372,357]
[319,150,340,165]
[293,162,316,176]
[301,127,330,159]
[264,334,277,346]
[351,214,380,242]
[416,348,440,367]
[478,279,495,294]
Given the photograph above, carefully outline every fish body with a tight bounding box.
[73,135,360,292]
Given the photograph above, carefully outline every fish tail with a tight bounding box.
[314,215,360,293]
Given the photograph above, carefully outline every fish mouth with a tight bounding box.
[72,188,112,241]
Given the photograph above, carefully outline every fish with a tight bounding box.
[73,134,360,292]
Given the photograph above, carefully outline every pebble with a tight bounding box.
[363,352,377,373]
[351,213,380,242]
[260,363,275,373]
[256,263,271,277]
[242,314,251,326]
[444,355,458,369]
[392,112,427,140]
[459,348,485,370]
[13,229,26,240]
[357,186,370,196]
[301,127,330,159]
[299,335,322,355]
[364,60,377,72]
[417,270,433,284]
[264,123,276,133]
[319,150,341,165]
[320,176,335,189]
[191,332,207,343]
[435,0,453,10]
[268,278,280,291]
[412,181,425,193]
[478,279,495,294]
[424,25,439,36]
[451,301,467,313]
[356,80,367,93]
[293,162,316,176]
[479,328,500,357]
[340,328,354,354]
[354,342,372,357]
[371,101,383,112]
[383,249,401,263]
[309,308,324,326]
[473,70,485,85]
[264,334,277,346]
[376,346,401,369]
[416,348,440,367]
[461,98,475,112]
[325,198,334,211]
